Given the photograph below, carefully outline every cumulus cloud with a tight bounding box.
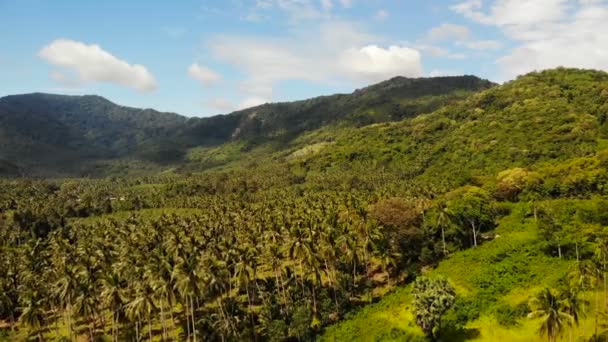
[453,0,608,80]
[39,39,157,92]
[188,63,222,87]
[340,45,423,82]
[208,20,422,102]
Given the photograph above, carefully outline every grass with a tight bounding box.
[321,202,582,341]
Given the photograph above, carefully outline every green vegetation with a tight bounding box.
[412,276,456,339]
[0,75,492,177]
[2,68,608,341]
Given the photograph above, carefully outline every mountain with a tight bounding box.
[0,75,494,177]
[0,93,192,176]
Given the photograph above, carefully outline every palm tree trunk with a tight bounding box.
[160,300,167,340]
[9,311,15,333]
[169,301,178,341]
[245,285,257,342]
[299,260,306,297]
[602,253,608,310]
[185,298,190,341]
[352,259,357,290]
[88,314,95,342]
[190,295,197,342]
[275,269,289,313]
[66,303,73,341]
[311,281,317,314]
[217,297,234,335]
[441,225,447,255]
[148,317,152,342]
[471,221,477,247]
[110,312,116,342]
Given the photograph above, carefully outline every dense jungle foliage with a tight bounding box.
[2,68,608,341]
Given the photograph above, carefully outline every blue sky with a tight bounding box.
[1,0,607,117]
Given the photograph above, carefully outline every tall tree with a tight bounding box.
[528,288,573,342]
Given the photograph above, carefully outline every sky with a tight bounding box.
[1,0,607,117]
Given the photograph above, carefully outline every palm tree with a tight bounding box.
[569,260,599,336]
[173,253,202,342]
[561,286,587,342]
[434,202,452,256]
[100,271,126,342]
[528,288,573,342]
[125,282,157,342]
[19,291,46,341]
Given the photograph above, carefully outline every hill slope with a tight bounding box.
[0,75,493,177]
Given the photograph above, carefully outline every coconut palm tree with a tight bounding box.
[528,288,573,342]
[19,291,46,340]
[100,271,126,342]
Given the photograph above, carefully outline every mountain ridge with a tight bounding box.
[0,75,494,177]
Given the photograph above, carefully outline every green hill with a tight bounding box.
[0,76,493,177]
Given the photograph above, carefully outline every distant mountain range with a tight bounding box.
[0,76,493,177]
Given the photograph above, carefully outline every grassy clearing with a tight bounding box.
[321,203,583,341]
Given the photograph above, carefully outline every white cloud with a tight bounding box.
[375,9,389,20]
[461,40,503,50]
[238,96,269,110]
[208,20,420,101]
[340,45,423,82]
[39,39,156,92]
[320,0,333,11]
[246,0,354,22]
[416,44,467,59]
[206,97,235,112]
[453,0,608,80]
[188,63,222,87]
[339,0,353,8]
[451,0,568,26]
[427,23,471,41]
[429,69,464,77]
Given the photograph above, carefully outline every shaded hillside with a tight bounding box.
[0,93,193,176]
[222,75,494,140]
[0,75,493,177]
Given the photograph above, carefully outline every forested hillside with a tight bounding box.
[0,75,492,177]
[2,68,608,341]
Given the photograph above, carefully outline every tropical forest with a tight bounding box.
[2,68,608,341]
[3,1,608,341]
